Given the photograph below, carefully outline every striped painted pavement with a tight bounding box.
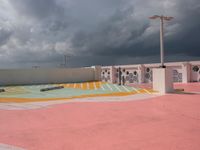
[0,82,155,103]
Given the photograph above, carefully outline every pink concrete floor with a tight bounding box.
[174,82,200,92]
[0,83,200,150]
[130,82,200,92]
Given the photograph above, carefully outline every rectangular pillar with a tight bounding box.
[109,66,116,83]
[137,65,145,83]
[92,66,101,81]
[153,68,174,94]
[182,63,191,83]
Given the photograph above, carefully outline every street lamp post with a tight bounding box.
[60,54,70,68]
[64,54,67,67]
[149,15,173,68]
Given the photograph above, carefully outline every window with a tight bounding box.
[146,68,150,73]
[193,66,199,72]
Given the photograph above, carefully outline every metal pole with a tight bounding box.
[149,15,173,68]
[64,55,67,67]
[160,16,165,68]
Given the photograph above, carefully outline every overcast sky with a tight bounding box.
[0,0,199,68]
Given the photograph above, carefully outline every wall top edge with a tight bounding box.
[0,67,94,71]
[101,60,200,68]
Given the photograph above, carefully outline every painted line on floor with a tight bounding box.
[143,88,152,94]
[105,83,113,91]
[100,82,105,91]
[87,82,90,90]
[114,84,122,92]
[122,86,131,92]
[93,82,97,90]
[80,83,83,89]
[89,82,94,89]
[131,87,141,93]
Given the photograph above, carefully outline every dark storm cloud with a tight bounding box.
[72,0,200,59]
[0,0,199,68]
[164,0,200,56]
[72,6,151,56]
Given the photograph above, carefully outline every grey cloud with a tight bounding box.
[72,0,200,60]
[0,0,199,68]
[72,5,150,56]
[0,28,13,45]
[10,0,61,19]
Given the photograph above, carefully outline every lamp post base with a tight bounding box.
[153,68,174,94]
[159,65,166,68]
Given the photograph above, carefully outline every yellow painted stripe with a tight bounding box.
[76,83,81,89]
[82,83,87,90]
[88,82,93,89]
[143,89,152,94]
[95,82,101,89]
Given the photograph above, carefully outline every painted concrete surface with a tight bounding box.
[0,82,154,103]
[0,83,199,150]
[0,143,25,150]
[0,94,158,110]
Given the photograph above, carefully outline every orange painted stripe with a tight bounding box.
[63,84,69,88]
[68,84,74,88]
[76,83,81,89]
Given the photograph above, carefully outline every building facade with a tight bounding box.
[101,61,200,84]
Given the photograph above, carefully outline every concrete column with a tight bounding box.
[137,65,145,83]
[92,66,101,81]
[109,66,116,84]
[182,62,191,83]
[153,68,174,94]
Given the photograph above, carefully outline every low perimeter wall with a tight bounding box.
[0,61,199,86]
[0,67,100,86]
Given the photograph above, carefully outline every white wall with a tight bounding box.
[0,67,96,86]
[101,61,200,84]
